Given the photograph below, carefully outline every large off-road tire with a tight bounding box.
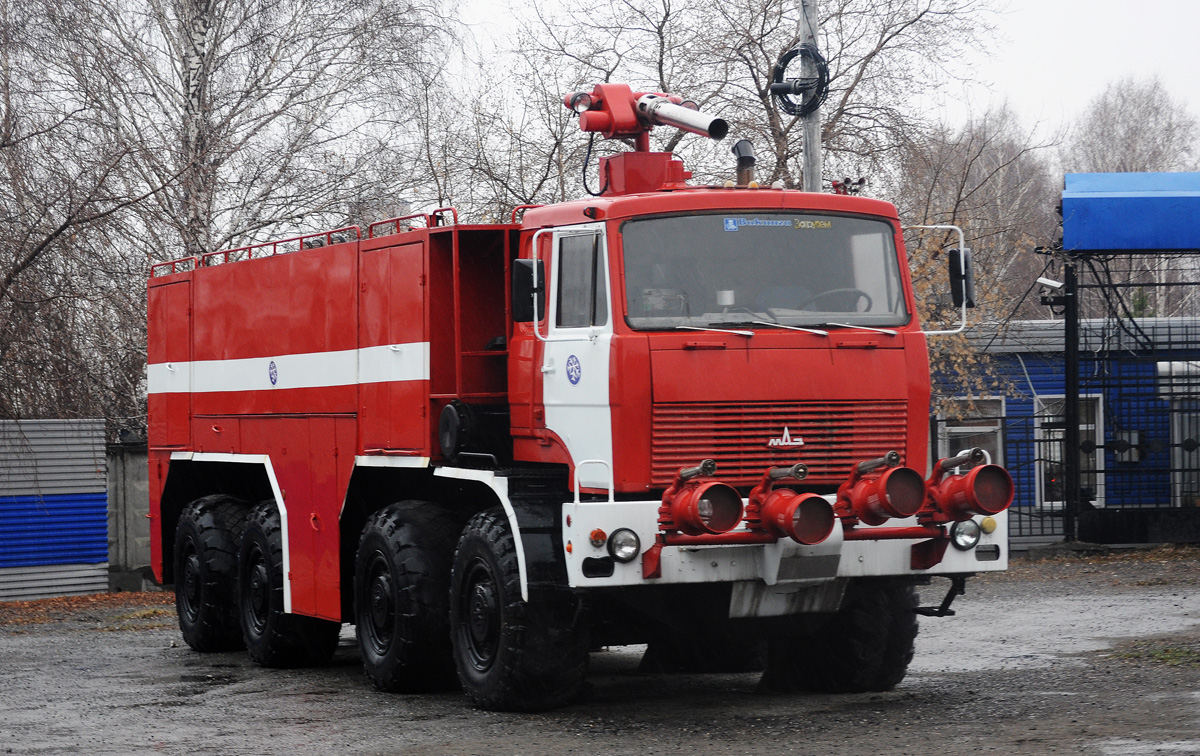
[354,501,459,692]
[449,508,589,711]
[238,501,341,667]
[760,579,918,693]
[174,495,248,652]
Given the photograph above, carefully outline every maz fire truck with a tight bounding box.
[147,83,1013,711]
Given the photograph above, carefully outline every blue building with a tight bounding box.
[944,316,1200,543]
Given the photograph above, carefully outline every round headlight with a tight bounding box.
[607,528,641,562]
[950,519,982,551]
[568,92,593,113]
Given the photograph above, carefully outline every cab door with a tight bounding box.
[541,225,613,489]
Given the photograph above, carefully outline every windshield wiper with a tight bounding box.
[707,320,829,336]
[676,325,754,337]
[749,321,828,336]
[823,322,899,336]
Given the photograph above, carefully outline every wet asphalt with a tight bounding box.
[1,549,1198,755]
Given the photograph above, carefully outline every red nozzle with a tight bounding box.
[759,489,835,545]
[927,463,1014,521]
[660,460,744,536]
[836,456,925,527]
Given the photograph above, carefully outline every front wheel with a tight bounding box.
[449,508,588,711]
[238,501,341,667]
[760,579,918,693]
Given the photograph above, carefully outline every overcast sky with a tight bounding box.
[957,0,1200,129]
[462,0,1200,135]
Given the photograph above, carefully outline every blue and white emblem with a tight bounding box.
[723,218,739,231]
[268,360,278,386]
[565,354,582,385]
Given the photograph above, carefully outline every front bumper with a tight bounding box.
[562,495,1008,590]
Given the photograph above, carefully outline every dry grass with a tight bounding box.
[0,591,174,627]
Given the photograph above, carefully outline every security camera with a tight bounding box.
[1037,277,1064,290]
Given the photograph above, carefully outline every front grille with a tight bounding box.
[651,400,908,487]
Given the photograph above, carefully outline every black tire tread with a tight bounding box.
[354,500,460,692]
[761,579,918,694]
[174,495,248,652]
[451,508,589,712]
[240,501,340,668]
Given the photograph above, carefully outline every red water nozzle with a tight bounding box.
[660,459,744,536]
[747,462,834,545]
[926,449,1014,521]
[759,489,835,544]
[836,451,925,527]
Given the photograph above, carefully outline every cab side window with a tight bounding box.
[556,233,608,328]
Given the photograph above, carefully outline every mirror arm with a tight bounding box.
[906,223,968,336]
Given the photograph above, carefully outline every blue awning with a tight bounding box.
[1062,172,1200,252]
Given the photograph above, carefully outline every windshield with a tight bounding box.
[620,212,909,330]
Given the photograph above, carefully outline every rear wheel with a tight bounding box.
[449,508,588,711]
[760,579,918,693]
[354,501,459,692]
[174,496,248,652]
[238,501,340,667]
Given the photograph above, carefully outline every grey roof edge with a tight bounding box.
[966,317,1200,354]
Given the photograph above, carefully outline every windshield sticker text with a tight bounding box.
[723,217,832,231]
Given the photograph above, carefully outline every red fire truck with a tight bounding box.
[147,83,1013,711]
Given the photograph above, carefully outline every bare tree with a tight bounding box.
[894,107,1058,408]
[0,0,157,431]
[493,0,999,193]
[53,0,448,258]
[0,0,449,434]
[1063,76,1199,174]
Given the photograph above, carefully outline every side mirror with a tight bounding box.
[949,247,975,308]
[512,259,546,323]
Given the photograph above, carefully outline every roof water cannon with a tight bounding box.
[658,459,744,536]
[835,451,926,527]
[564,83,727,149]
[635,94,728,140]
[565,83,730,195]
[748,462,835,545]
[925,448,1014,522]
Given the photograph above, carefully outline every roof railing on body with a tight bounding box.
[200,226,362,267]
[150,256,198,277]
[430,207,458,226]
[367,212,433,239]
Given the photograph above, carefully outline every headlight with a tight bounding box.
[950,519,982,551]
[607,528,641,562]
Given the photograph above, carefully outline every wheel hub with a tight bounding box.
[369,573,393,631]
[467,580,498,651]
[181,550,201,621]
[242,545,270,634]
[249,564,269,622]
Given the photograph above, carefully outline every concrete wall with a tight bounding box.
[106,444,152,590]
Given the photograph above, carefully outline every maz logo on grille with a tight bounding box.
[767,426,805,448]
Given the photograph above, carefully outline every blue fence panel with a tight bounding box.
[0,492,109,568]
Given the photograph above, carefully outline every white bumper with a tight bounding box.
[561,496,1008,589]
